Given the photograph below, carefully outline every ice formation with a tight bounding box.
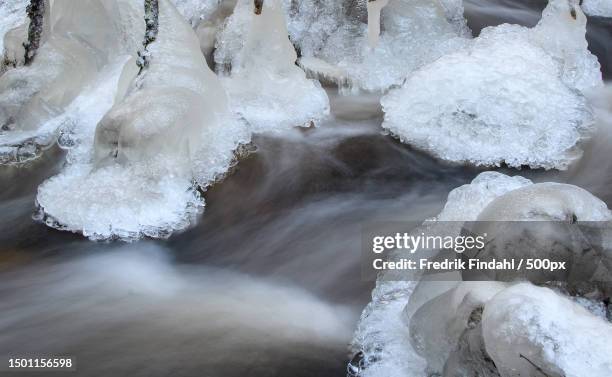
[349,172,533,377]
[582,0,612,17]
[297,0,471,93]
[0,0,143,163]
[483,284,612,377]
[350,172,612,377]
[218,0,329,133]
[36,0,250,240]
[381,0,603,169]
[0,0,29,68]
[215,0,470,93]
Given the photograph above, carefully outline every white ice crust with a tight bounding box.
[381,0,603,169]
[218,0,330,133]
[36,0,250,240]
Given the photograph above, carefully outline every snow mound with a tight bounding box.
[219,0,329,133]
[0,0,143,164]
[36,0,250,240]
[298,0,470,93]
[381,0,602,169]
[582,0,612,17]
[483,283,612,377]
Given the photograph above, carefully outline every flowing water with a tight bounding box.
[0,1,611,376]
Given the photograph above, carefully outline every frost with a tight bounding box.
[36,0,250,240]
[381,0,602,170]
[298,0,471,93]
[219,0,329,133]
[0,0,143,164]
[483,283,612,377]
[582,0,612,17]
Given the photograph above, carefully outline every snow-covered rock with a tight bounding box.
[381,0,602,169]
[218,0,329,133]
[483,283,612,377]
[36,0,250,240]
[298,0,470,93]
[582,0,612,17]
[349,172,533,377]
[350,172,612,377]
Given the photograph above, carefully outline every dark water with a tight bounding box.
[0,2,611,377]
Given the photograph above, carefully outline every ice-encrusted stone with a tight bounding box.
[582,0,612,17]
[381,0,602,169]
[349,172,532,377]
[36,0,250,240]
[350,172,612,377]
[219,0,329,133]
[483,283,612,377]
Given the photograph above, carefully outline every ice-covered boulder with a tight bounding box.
[349,172,532,377]
[350,172,612,377]
[298,0,470,93]
[36,0,250,240]
[0,0,143,164]
[409,282,507,374]
[582,0,612,17]
[218,0,329,133]
[381,0,602,169]
[483,283,612,377]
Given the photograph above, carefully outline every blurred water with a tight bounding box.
[0,1,611,377]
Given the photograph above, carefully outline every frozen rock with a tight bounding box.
[219,0,329,133]
[351,172,612,376]
[300,0,470,93]
[349,172,529,377]
[381,0,602,169]
[36,0,250,240]
[482,283,612,377]
[582,0,612,17]
[409,282,507,374]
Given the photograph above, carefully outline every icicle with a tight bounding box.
[366,0,389,49]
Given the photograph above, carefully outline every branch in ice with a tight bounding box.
[254,0,264,15]
[23,0,45,65]
[137,0,159,73]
